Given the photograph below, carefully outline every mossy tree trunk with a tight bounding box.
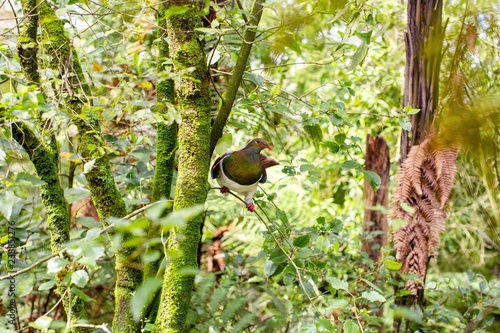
[143,2,178,322]
[14,1,89,331]
[152,1,212,332]
[37,2,142,332]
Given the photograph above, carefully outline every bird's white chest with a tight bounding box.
[216,162,259,195]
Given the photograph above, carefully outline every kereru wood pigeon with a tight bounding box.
[211,138,279,212]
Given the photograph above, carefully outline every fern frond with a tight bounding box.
[391,134,461,297]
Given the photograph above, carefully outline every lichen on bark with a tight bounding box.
[153,1,212,331]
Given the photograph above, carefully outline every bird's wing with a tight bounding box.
[211,151,233,179]
[260,153,280,169]
[259,153,280,183]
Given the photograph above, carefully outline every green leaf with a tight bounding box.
[304,124,323,141]
[84,245,105,260]
[39,280,57,291]
[264,259,279,277]
[17,273,35,296]
[83,159,96,174]
[64,187,90,204]
[329,113,342,126]
[165,5,190,18]
[293,234,310,248]
[78,256,97,269]
[300,323,317,333]
[31,316,53,330]
[14,173,47,186]
[355,31,373,45]
[283,35,302,55]
[0,190,16,220]
[215,133,232,156]
[384,259,402,270]
[86,228,101,240]
[363,170,381,191]
[194,27,219,34]
[0,147,6,166]
[276,210,289,224]
[244,72,264,87]
[302,279,317,298]
[323,141,339,153]
[348,43,368,71]
[77,216,100,228]
[316,234,329,252]
[341,160,359,170]
[334,133,347,144]
[398,117,412,131]
[71,270,89,288]
[269,247,288,264]
[71,287,95,302]
[330,298,349,308]
[361,290,386,302]
[47,257,68,273]
[131,278,163,321]
[159,204,205,227]
[399,202,415,214]
[296,247,312,258]
[343,320,360,333]
[360,278,384,295]
[326,276,348,291]
[318,318,334,329]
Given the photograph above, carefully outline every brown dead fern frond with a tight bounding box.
[394,222,430,295]
[391,135,461,296]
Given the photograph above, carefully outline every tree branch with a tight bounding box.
[209,0,266,156]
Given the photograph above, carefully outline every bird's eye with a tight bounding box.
[257,141,260,144]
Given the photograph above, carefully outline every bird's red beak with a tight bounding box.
[265,144,272,150]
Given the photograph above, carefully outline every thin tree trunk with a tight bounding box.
[36,2,141,332]
[10,124,89,333]
[362,134,389,333]
[143,1,178,322]
[14,1,89,330]
[362,134,389,262]
[153,1,212,331]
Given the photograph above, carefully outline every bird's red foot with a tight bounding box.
[220,187,229,194]
[246,203,255,212]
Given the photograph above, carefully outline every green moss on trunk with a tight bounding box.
[153,2,212,332]
[144,3,179,321]
[145,0,178,289]
[151,1,177,204]
[15,2,89,330]
[17,0,39,84]
[11,124,89,332]
[37,2,142,332]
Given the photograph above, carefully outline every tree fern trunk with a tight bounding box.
[400,0,445,162]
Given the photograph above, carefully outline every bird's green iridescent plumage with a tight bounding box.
[223,146,263,185]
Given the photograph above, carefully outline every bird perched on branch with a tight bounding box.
[211,138,279,212]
